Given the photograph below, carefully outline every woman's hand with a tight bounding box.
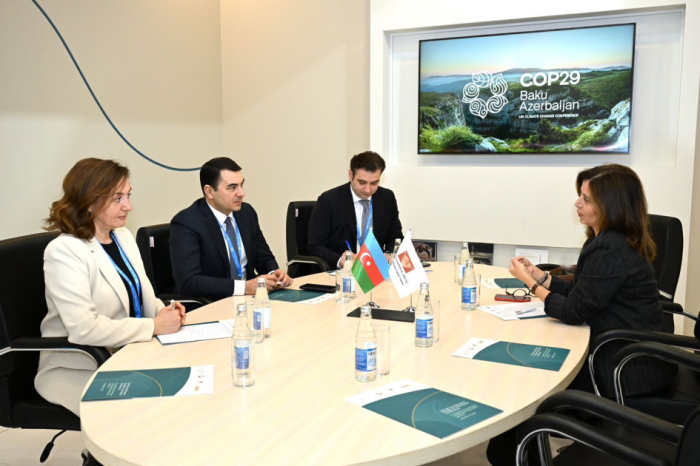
[153,302,186,335]
[509,257,534,284]
[514,256,544,282]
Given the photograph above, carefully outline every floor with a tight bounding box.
[0,427,566,465]
[0,426,493,466]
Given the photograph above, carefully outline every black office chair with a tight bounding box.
[516,388,700,466]
[0,232,110,464]
[584,214,699,423]
[648,214,683,304]
[285,201,329,278]
[135,224,211,311]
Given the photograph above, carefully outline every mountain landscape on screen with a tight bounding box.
[418,24,635,154]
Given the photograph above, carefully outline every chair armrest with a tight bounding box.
[286,255,330,272]
[158,294,212,306]
[536,390,682,445]
[588,328,700,396]
[662,302,698,322]
[613,341,700,405]
[516,412,674,466]
[1,337,110,367]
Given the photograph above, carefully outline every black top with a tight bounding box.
[308,183,403,266]
[101,240,142,318]
[545,229,676,397]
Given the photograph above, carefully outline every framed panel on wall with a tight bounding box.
[418,24,636,154]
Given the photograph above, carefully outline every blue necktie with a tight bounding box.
[224,217,241,279]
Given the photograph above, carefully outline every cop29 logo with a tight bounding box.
[461,71,509,119]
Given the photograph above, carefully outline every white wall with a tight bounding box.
[0,0,224,238]
[370,0,700,330]
[219,0,370,263]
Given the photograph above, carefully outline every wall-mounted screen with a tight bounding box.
[418,24,636,154]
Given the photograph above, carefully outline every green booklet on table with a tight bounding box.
[82,365,213,402]
[346,379,502,439]
[453,338,570,372]
[268,289,336,304]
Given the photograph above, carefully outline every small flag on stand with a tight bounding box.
[351,230,390,294]
[389,230,428,298]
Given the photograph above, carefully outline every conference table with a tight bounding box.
[80,262,590,465]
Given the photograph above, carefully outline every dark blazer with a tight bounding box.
[545,229,676,398]
[308,183,403,267]
[170,198,278,300]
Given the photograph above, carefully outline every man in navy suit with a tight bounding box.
[170,157,292,300]
[308,151,403,268]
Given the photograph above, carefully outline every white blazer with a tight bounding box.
[35,227,163,409]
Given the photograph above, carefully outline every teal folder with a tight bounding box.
[268,289,327,302]
[82,367,197,401]
[363,388,502,438]
[494,278,526,289]
[472,342,569,371]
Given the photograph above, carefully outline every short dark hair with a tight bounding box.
[576,164,656,261]
[349,151,386,176]
[45,158,130,240]
[200,157,242,194]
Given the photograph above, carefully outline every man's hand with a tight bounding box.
[271,269,293,288]
[339,250,357,267]
[244,275,278,294]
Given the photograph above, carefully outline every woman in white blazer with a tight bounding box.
[36,158,186,416]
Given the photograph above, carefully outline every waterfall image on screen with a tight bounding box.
[418,24,636,154]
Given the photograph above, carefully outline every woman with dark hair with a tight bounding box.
[35,158,185,416]
[487,163,676,466]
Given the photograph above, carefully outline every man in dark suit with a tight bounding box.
[170,157,292,300]
[308,151,403,268]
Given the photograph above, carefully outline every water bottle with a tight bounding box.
[461,259,478,310]
[415,282,434,347]
[457,242,471,283]
[355,305,377,382]
[232,303,255,387]
[342,251,356,300]
[254,277,272,339]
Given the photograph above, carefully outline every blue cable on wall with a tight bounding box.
[31,0,201,172]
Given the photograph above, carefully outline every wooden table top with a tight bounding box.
[81,262,589,465]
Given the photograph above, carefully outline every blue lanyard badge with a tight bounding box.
[356,201,373,248]
[219,217,243,279]
[100,232,142,318]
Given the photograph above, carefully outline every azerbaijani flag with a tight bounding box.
[352,230,390,293]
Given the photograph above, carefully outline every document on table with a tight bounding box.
[269,289,337,305]
[346,379,502,439]
[82,365,214,401]
[156,319,236,345]
[453,338,570,372]
[478,302,546,321]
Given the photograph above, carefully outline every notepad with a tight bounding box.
[479,302,547,321]
[156,320,235,345]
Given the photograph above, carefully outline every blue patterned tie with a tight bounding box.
[224,217,241,279]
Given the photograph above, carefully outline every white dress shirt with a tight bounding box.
[207,203,248,296]
[337,186,374,268]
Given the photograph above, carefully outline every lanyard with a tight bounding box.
[219,217,243,279]
[356,200,373,249]
[100,232,142,318]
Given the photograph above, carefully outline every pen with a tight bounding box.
[515,308,537,316]
[345,240,353,252]
[277,281,283,285]
[170,299,176,309]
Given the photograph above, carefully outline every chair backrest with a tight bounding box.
[0,231,59,425]
[135,224,176,296]
[649,214,683,302]
[677,406,700,466]
[285,201,316,262]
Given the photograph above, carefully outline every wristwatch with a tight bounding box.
[537,272,549,286]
